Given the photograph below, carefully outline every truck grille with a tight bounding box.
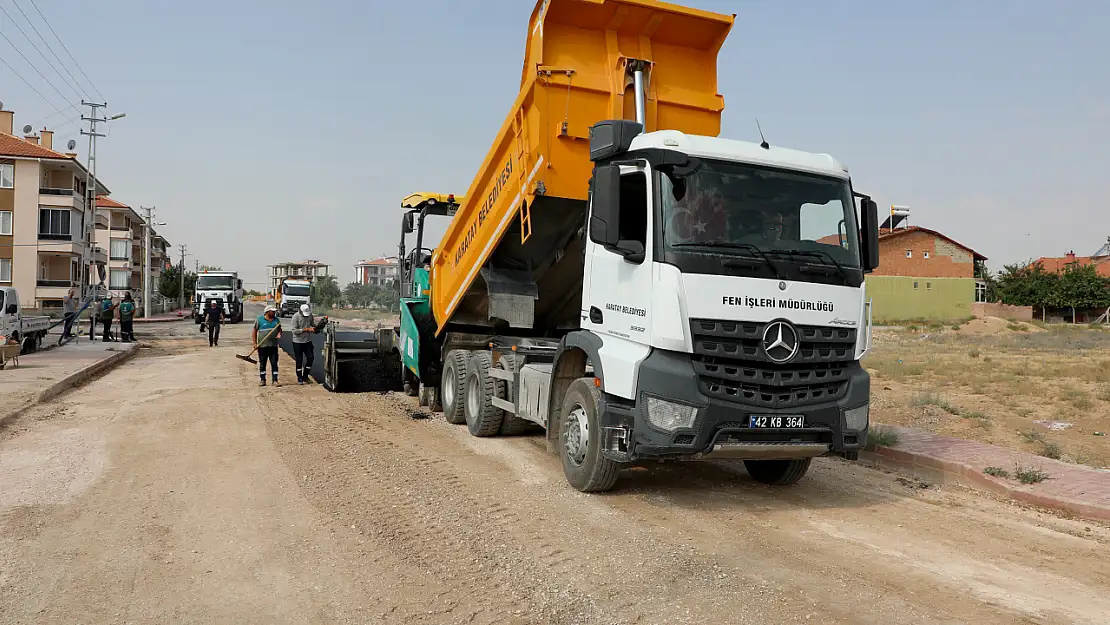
[690,318,857,409]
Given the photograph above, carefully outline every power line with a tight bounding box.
[0,53,69,119]
[26,0,103,102]
[0,27,75,107]
[6,0,90,100]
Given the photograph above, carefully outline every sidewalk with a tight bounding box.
[0,339,140,428]
[866,425,1110,522]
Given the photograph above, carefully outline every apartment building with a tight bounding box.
[267,259,329,298]
[94,196,172,312]
[1,109,110,310]
[354,256,399,287]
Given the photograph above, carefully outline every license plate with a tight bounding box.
[748,415,805,428]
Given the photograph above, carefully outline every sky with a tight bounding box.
[1,0,1107,289]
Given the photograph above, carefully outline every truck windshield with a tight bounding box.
[284,285,310,297]
[196,276,235,290]
[660,159,861,269]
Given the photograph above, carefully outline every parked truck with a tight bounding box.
[0,286,51,353]
[277,278,312,317]
[357,0,883,493]
[193,270,245,323]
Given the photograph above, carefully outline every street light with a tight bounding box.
[109,113,126,121]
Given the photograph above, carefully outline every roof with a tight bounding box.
[401,192,463,210]
[631,130,851,180]
[356,257,398,266]
[96,195,129,209]
[878,226,987,261]
[1032,255,1110,277]
[0,131,69,159]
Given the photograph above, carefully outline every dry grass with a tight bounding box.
[866,323,1110,469]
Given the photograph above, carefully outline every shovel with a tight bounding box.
[236,324,280,364]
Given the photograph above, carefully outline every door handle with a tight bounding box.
[589,306,603,324]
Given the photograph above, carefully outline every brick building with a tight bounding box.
[354,256,399,287]
[866,226,986,322]
[1031,249,1110,278]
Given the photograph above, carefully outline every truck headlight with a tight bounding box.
[645,397,698,432]
[843,403,869,432]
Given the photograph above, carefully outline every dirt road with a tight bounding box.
[1,321,1108,624]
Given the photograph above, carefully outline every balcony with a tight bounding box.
[39,188,85,210]
[91,246,108,264]
[37,234,81,256]
[94,213,110,229]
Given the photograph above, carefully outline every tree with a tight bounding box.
[1052,264,1110,311]
[995,261,1058,308]
[312,275,342,309]
[158,266,197,302]
[974,259,999,303]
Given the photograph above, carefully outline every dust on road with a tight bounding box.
[1,320,1107,624]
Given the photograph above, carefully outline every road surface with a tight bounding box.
[1,320,1107,624]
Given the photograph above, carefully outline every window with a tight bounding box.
[0,258,11,282]
[913,281,919,290]
[923,251,930,259]
[0,163,13,189]
[926,282,932,290]
[905,250,912,258]
[110,239,130,260]
[38,208,72,240]
[0,210,11,235]
[975,280,987,303]
[109,269,130,289]
[618,170,648,248]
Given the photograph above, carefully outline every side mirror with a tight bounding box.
[588,165,621,247]
[402,212,415,235]
[5,304,16,315]
[860,198,880,272]
[237,279,243,289]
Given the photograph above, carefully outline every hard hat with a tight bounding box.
[265,305,278,313]
[300,304,311,315]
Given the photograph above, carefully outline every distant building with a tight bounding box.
[866,225,987,322]
[354,256,399,287]
[267,260,329,298]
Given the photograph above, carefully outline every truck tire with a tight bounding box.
[496,353,534,435]
[464,351,503,437]
[743,458,812,486]
[441,350,470,425]
[559,378,620,492]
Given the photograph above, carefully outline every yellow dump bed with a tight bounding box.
[432,0,734,334]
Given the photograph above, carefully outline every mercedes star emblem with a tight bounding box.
[762,320,800,363]
[778,281,787,291]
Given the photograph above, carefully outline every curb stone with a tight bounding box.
[0,343,140,429]
[861,445,1110,523]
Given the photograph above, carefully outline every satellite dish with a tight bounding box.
[0,100,4,110]
[67,139,76,150]
[22,124,33,134]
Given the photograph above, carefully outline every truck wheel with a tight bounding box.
[559,378,620,492]
[441,350,470,425]
[496,353,533,435]
[743,459,812,486]
[464,351,503,437]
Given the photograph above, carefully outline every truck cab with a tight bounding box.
[193,271,244,323]
[278,278,312,317]
[1,286,51,353]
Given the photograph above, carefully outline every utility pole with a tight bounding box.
[140,206,158,318]
[178,244,188,310]
[80,101,106,301]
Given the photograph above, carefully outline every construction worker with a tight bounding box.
[118,292,136,343]
[291,303,316,385]
[204,300,224,347]
[61,288,77,339]
[252,305,283,387]
[99,296,118,343]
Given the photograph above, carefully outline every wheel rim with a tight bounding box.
[563,406,590,467]
[466,373,480,420]
[444,364,455,407]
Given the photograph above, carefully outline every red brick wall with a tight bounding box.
[874,231,974,278]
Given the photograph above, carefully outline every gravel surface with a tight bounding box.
[1,320,1108,624]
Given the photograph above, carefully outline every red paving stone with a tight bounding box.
[867,424,1110,523]
[133,311,190,323]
